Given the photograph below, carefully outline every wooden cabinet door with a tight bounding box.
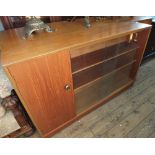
[7,50,75,136]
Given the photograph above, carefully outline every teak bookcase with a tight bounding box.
[0,19,151,137]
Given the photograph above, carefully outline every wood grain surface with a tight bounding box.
[0,20,151,67]
[0,18,152,137]
[7,50,75,135]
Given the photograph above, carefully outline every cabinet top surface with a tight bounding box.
[0,19,151,66]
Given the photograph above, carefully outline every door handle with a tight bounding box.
[64,84,71,91]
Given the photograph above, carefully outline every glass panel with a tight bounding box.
[71,42,138,72]
[73,49,136,89]
[75,63,134,114]
[71,37,138,115]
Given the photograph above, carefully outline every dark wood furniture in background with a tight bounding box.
[1,16,152,29]
[143,18,155,60]
[0,16,76,30]
[0,19,151,137]
[0,16,26,29]
[2,90,34,138]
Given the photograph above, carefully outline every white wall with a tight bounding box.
[0,19,4,31]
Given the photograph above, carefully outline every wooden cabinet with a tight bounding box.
[0,20,151,137]
[7,50,75,136]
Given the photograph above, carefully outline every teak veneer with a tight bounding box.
[0,19,152,137]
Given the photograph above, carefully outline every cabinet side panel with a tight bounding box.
[7,50,75,136]
[130,28,151,79]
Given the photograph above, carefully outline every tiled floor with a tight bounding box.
[30,58,155,138]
